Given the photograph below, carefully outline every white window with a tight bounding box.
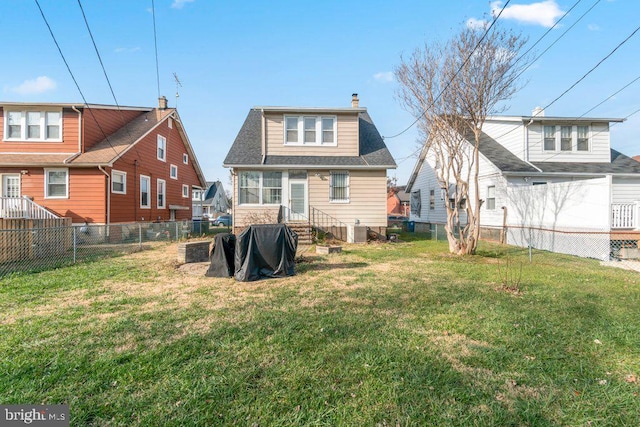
[44,168,68,199]
[4,109,62,141]
[111,170,126,194]
[182,184,189,198]
[170,164,178,179]
[157,179,166,209]
[560,125,572,151]
[140,175,151,208]
[577,126,589,151]
[543,126,556,151]
[238,171,282,205]
[192,189,202,201]
[183,153,188,164]
[157,135,167,161]
[486,185,496,210]
[429,189,435,210]
[284,116,337,145]
[330,171,349,202]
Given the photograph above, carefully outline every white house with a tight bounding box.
[406,110,640,260]
[191,180,230,219]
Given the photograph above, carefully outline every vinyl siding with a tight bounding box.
[83,109,143,150]
[0,107,80,154]
[527,122,611,163]
[483,119,524,159]
[612,177,640,204]
[264,112,359,157]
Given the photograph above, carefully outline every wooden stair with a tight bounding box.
[287,223,313,245]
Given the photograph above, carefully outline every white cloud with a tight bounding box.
[115,47,141,53]
[491,0,565,28]
[587,24,600,31]
[466,18,488,30]
[171,0,194,9]
[11,76,57,95]
[373,72,394,83]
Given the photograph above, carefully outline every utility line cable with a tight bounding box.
[382,0,512,140]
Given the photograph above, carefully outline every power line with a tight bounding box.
[152,0,161,99]
[382,0,513,140]
[34,0,119,158]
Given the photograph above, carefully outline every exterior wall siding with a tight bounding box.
[527,122,611,163]
[0,107,80,154]
[483,119,524,159]
[612,177,640,204]
[264,112,359,157]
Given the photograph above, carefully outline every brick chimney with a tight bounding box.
[351,93,359,108]
[158,96,168,110]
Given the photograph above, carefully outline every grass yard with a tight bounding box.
[1,235,639,426]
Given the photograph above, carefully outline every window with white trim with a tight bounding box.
[329,171,349,202]
[238,171,282,205]
[157,179,166,209]
[429,189,435,210]
[182,184,189,198]
[111,170,126,194]
[4,109,62,141]
[170,164,178,179]
[157,135,167,161]
[44,168,68,199]
[183,153,188,164]
[542,124,590,152]
[284,116,337,145]
[486,185,496,210]
[140,175,151,208]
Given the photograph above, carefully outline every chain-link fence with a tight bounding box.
[0,220,228,278]
[422,222,640,272]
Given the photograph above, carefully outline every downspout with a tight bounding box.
[64,106,83,163]
[98,165,110,226]
[261,108,266,165]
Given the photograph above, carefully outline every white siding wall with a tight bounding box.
[483,119,524,159]
[527,122,611,163]
[612,177,640,203]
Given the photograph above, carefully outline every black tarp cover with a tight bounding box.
[205,233,236,277]
[234,224,298,282]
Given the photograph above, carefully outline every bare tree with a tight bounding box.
[396,23,528,255]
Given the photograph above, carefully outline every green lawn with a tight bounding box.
[1,236,639,426]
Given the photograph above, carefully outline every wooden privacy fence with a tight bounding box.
[0,218,73,264]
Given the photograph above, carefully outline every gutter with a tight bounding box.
[98,165,111,225]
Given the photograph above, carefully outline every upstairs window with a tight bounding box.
[182,184,189,198]
[543,126,556,151]
[542,124,590,152]
[112,170,126,194]
[170,164,178,179]
[429,189,435,210]
[157,135,167,161]
[330,171,349,202]
[183,153,189,164]
[284,116,337,145]
[577,126,589,151]
[4,109,62,141]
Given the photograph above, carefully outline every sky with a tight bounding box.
[2,0,639,187]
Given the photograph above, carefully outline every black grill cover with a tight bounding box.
[234,224,298,282]
[205,233,236,277]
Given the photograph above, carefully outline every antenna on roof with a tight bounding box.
[173,72,182,108]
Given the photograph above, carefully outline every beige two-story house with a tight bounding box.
[223,95,396,240]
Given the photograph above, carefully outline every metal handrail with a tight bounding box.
[309,206,349,241]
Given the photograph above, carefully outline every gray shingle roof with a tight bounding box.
[223,108,396,168]
[533,149,640,174]
[478,131,539,173]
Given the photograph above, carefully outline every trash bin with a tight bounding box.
[407,221,415,232]
[192,219,202,234]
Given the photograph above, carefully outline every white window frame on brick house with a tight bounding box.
[284,115,337,146]
[44,168,68,199]
[4,109,62,142]
[170,164,178,180]
[183,153,188,164]
[329,170,349,203]
[111,170,126,194]
[140,175,151,209]
[182,184,189,198]
[157,135,167,161]
[157,179,166,209]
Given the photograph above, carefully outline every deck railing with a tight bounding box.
[611,203,638,229]
[0,197,59,220]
